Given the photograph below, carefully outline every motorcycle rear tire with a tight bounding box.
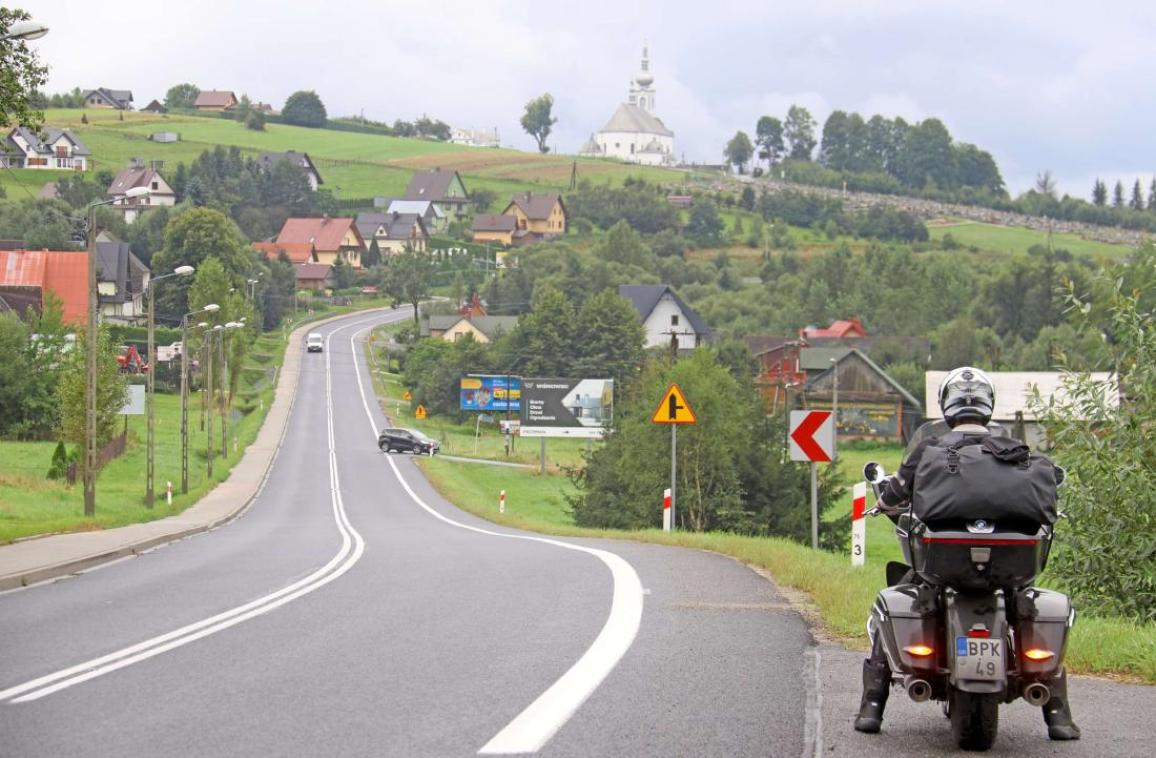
[950,689,999,751]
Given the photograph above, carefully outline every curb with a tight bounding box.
[0,307,397,592]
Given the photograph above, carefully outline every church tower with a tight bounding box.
[627,45,656,114]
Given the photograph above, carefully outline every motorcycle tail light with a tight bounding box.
[903,644,934,657]
[967,628,991,638]
[1024,648,1055,661]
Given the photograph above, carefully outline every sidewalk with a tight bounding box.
[0,309,385,592]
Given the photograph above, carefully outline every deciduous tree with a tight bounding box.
[724,130,754,174]
[282,90,327,128]
[755,116,785,167]
[521,93,557,154]
[784,105,817,161]
[164,83,200,110]
[0,8,49,129]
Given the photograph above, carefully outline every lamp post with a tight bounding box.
[83,187,150,516]
[179,305,218,494]
[145,265,194,507]
[219,322,242,459]
[1,19,49,41]
[207,325,223,478]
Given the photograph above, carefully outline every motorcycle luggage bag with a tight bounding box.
[911,436,1059,526]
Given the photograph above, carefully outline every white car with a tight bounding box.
[306,333,324,352]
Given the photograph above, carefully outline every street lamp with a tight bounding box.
[1,19,49,41]
[145,265,194,507]
[219,322,243,459]
[179,304,218,494]
[83,187,150,516]
[207,325,224,477]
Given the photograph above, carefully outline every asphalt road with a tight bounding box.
[1,308,1152,757]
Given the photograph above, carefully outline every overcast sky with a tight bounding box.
[21,0,1156,196]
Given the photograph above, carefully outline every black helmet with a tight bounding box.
[939,366,995,426]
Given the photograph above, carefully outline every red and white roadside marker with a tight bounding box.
[499,489,506,514]
[851,482,867,567]
[662,488,672,532]
[166,480,173,507]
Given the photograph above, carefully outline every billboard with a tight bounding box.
[460,375,521,412]
[520,378,613,439]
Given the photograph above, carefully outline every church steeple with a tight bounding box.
[629,43,656,114]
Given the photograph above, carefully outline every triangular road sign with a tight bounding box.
[652,383,696,424]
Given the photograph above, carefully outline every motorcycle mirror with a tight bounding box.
[863,462,884,483]
[1054,464,1067,487]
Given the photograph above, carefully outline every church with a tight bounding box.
[580,46,675,166]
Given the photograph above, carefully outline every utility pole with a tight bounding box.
[180,307,217,494]
[146,266,194,507]
[84,203,98,517]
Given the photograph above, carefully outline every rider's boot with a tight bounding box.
[853,658,892,733]
[1042,668,1081,740]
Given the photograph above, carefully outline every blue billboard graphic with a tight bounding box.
[460,375,521,412]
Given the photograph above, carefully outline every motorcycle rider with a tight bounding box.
[854,366,1080,740]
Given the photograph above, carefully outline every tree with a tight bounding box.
[505,287,576,376]
[151,207,251,316]
[245,109,266,131]
[164,83,200,110]
[381,247,433,324]
[1034,169,1057,198]
[1113,180,1125,208]
[521,93,557,154]
[282,90,327,128]
[1091,179,1108,206]
[755,116,785,167]
[784,105,817,161]
[573,289,646,387]
[1148,178,1156,211]
[819,110,852,170]
[724,130,754,174]
[895,118,955,189]
[687,199,725,246]
[1130,178,1145,211]
[331,256,356,289]
[0,8,49,129]
[57,326,128,456]
[592,219,652,267]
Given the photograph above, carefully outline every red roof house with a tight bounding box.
[252,241,317,265]
[275,217,364,269]
[0,249,90,324]
[801,319,866,339]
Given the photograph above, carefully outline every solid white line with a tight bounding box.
[347,326,645,755]
[0,314,389,704]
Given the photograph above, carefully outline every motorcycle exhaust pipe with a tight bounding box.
[904,676,932,703]
[1022,682,1050,707]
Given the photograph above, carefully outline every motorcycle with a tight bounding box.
[860,460,1074,751]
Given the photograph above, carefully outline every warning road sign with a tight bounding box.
[788,410,835,462]
[402,390,412,401]
[415,404,427,420]
[652,383,696,424]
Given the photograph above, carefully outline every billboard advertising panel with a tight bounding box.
[460,375,521,412]
[519,377,613,438]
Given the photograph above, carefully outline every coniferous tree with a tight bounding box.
[1113,180,1125,208]
[1091,179,1108,206]
[1148,178,1156,211]
[1131,179,1146,211]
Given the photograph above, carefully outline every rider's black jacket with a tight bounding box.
[879,422,992,510]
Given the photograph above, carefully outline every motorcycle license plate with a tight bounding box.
[955,637,1004,680]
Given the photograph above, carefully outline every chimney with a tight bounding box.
[151,160,164,171]
[130,157,144,169]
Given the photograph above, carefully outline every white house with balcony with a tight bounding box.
[619,284,711,350]
[0,127,92,171]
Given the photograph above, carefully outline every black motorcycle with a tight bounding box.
[861,459,1074,751]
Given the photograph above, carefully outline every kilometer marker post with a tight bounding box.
[662,487,672,532]
[851,482,867,566]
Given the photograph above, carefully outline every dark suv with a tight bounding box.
[378,428,440,455]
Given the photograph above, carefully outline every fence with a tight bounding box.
[66,431,128,485]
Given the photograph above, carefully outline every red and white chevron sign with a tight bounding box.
[788,410,835,462]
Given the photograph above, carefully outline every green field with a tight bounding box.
[1,108,686,201]
[929,219,1130,260]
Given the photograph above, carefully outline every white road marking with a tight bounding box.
[348,327,645,755]
[0,314,396,703]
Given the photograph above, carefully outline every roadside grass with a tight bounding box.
[396,402,1155,682]
[928,219,1131,260]
[0,299,394,543]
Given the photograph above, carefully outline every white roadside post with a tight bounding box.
[851,482,867,566]
[499,489,506,514]
[662,487,672,532]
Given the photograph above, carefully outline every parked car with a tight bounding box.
[306,333,324,352]
[378,427,440,455]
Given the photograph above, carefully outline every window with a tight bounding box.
[151,181,158,190]
[671,314,680,327]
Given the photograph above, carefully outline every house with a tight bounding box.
[252,241,316,265]
[924,371,1119,450]
[618,284,711,350]
[354,212,429,256]
[801,318,867,340]
[141,99,167,114]
[83,88,134,110]
[502,191,567,242]
[804,348,924,443]
[450,128,500,148]
[0,249,90,324]
[95,241,150,322]
[106,162,176,223]
[257,151,323,191]
[421,315,519,344]
[150,132,180,143]
[386,199,444,233]
[275,217,363,268]
[459,293,487,317]
[193,90,238,111]
[402,168,470,225]
[471,214,517,246]
[1,127,91,171]
[295,263,334,292]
